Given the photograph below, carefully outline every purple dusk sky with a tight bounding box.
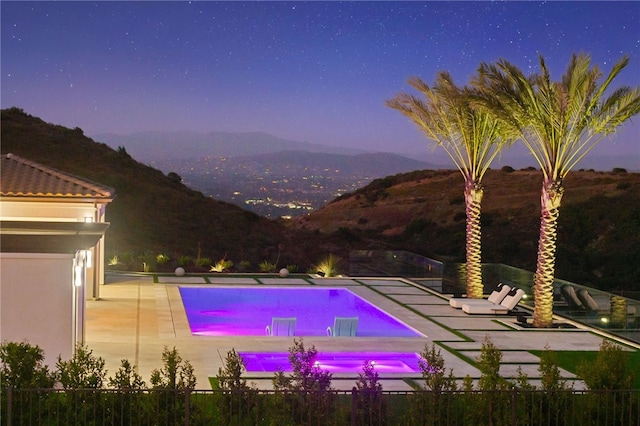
[2,1,639,165]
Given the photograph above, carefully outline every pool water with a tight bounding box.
[179,286,422,337]
[239,351,424,373]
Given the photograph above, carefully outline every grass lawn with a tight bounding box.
[531,349,640,389]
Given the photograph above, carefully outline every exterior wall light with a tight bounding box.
[85,250,92,268]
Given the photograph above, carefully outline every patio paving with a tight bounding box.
[85,274,638,391]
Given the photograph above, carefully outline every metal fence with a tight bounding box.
[3,387,639,426]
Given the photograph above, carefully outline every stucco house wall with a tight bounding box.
[0,253,75,365]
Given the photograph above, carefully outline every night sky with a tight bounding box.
[2,1,639,164]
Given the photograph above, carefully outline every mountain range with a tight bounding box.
[92,130,372,163]
[92,130,639,172]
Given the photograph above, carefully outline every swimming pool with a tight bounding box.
[239,351,424,373]
[179,286,422,337]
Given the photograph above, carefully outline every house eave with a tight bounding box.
[0,221,110,253]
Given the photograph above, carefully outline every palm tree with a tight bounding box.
[387,72,516,299]
[471,53,640,327]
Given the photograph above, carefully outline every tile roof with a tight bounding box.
[1,153,114,199]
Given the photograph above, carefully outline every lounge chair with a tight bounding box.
[449,283,511,308]
[560,285,584,310]
[265,317,297,336]
[576,289,599,313]
[462,288,525,315]
[326,317,359,336]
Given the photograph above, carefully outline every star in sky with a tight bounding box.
[2,1,639,167]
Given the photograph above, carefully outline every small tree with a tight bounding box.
[56,344,107,389]
[109,359,145,390]
[56,345,108,424]
[107,359,147,424]
[412,343,457,423]
[149,346,198,424]
[216,349,258,424]
[477,336,503,391]
[476,336,510,424]
[271,339,334,424]
[419,343,457,392]
[538,344,571,392]
[150,346,196,390]
[354,360,385,424]
[286,339,332,392]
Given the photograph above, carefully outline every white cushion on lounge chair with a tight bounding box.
[265,317,297,336]
[449,284,511,308]
[462,289,525,315]
[326,317,358,336]
[577,289,599,312]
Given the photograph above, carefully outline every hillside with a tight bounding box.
[290,168,640,291]
[0,108,331,270]
[2,107,639,291]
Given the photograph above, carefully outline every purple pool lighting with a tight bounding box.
[179,287,421,337]
[239,352,424,373]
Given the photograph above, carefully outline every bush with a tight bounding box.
[109,359,145,390]
[616,182,631,190]
[577,339,634,390]
[354,360,385,424]
[210,258,233,272]
[419,343,456,392]
[150,346,196,390]
[0,341,56,388]
[286,264,298,273]
[272,339,334,423]
[1,341,56,425]
[501,165,515,173]
[149,346,198,424]
[216,349,258,424]
[236,260,251,272]
[55,345,109,424]
[314,253,341,277]
[259,260,276,273]
[195,257,211,268]
[56,345,107,389]
[176,255,192,267]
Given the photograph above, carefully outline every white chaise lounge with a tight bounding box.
[462,288,525,315]
[449,283,511,308]
[265,317,297,336]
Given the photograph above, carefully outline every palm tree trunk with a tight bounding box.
[533,178,564,328]
[465,181,484,299]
